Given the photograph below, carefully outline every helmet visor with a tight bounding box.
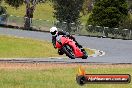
[51,31,57,35]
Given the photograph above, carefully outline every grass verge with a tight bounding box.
[0,63,131,88]
[0,35,94,58]
[1,1,55,21]
[1,1,89,24]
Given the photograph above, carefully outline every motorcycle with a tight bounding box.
[55,35,88,59]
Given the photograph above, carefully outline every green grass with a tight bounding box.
[0,64,131,88]
[0,35,58,58]
[0,35,94,58]
[1,1,55,28]
[1,1,89,24]
[1,1,55,21]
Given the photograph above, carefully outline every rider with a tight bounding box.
[50,27,84,53]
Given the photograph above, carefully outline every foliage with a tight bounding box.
[129,4,132,13]
[2,2,54,21]
[4,0,45,9]
[52,0,84,24]
[0,6,7,15]
[129,3,132,8]
[0,0,2,3]
[4,0,24,8]
[87,0,128,28]
[81,0,93,15]
[119,13,132,30]
[52,0,84,32]
[3,0,46,29]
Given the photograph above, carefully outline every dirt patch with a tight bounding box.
[0,62,132,70]
[0,62,78,70]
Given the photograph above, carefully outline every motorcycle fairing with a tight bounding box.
[56,35,84,58]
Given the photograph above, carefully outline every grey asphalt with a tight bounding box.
[0,27,132,64]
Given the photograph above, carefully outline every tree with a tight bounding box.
[128,4,132,13]
[52,0,84,32]
[81,0,93,15]
[0,6,7,15]
[5,0,24,8]
[119,14,132,30]
[87,0,128,28]
[4,0,45,29]
[24,0,36,30]
[0,6,8,24]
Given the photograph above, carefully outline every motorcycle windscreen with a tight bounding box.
[55,36,70,49]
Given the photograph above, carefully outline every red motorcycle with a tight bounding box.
[55,35,88,59]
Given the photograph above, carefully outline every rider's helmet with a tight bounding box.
[50,27,58,36]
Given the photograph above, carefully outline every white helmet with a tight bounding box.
[50,27,58,36]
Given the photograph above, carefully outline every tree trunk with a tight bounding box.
[24,17,31,30]
[24,0,36,30]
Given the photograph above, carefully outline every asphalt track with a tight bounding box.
[0,27,132,64]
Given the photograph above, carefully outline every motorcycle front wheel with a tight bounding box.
[62,45,75,59]
[82,50,88,59]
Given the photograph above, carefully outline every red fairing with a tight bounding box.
[56,36,84,58]
[56,41,62,48]
[68,41,83,58]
